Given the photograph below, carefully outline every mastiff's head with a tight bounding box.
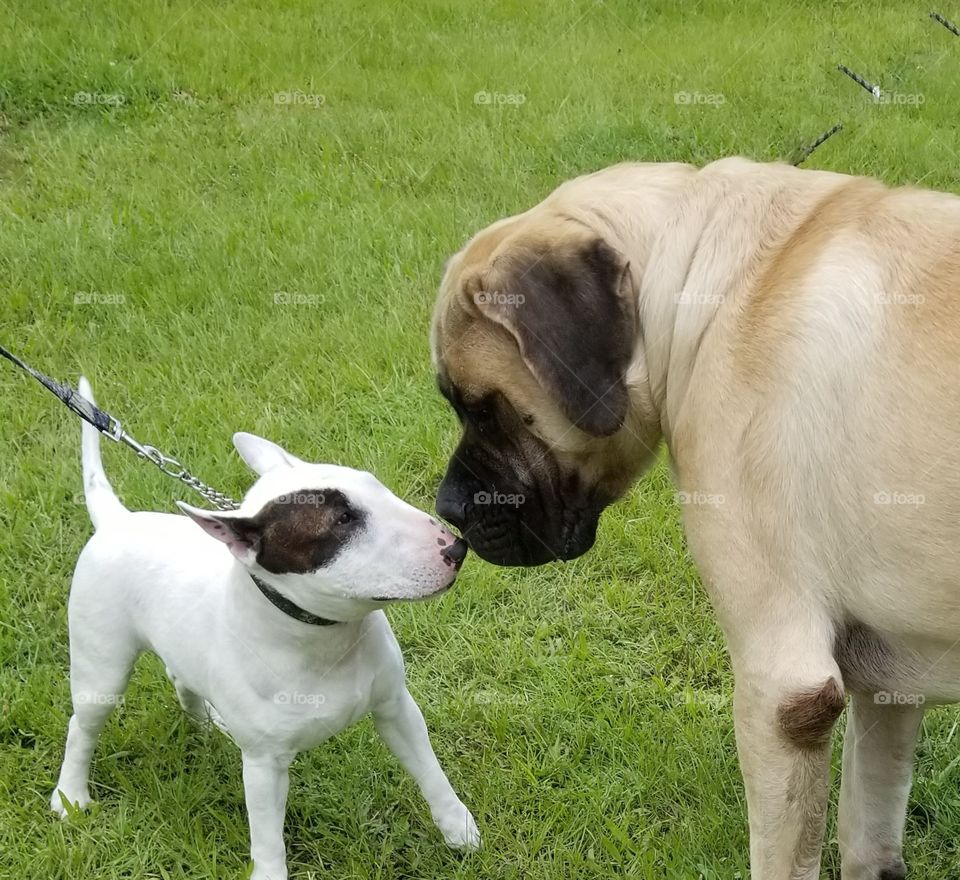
[431,169,686,565]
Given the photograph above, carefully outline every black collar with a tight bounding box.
[250,574,339,626]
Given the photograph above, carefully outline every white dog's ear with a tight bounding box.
[232,432,303,475]
[176,501,260,563]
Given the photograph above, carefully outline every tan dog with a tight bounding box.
[431,157,960,879]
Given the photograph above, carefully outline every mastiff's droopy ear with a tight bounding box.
[467,236,637,436]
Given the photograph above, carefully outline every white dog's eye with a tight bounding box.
[337,511,354,525]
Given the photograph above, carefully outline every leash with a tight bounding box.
[0,343,239,511]
[791,122,843,167]
[837,63,881,99]
[931,11,960,38]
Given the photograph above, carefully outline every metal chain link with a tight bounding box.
[118,434,240,511]
[0,343,240,511]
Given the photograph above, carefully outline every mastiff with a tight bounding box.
[430,157,960,879]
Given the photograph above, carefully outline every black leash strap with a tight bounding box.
[0,343,239,510]
[792,122,843,167]
[837,63,881,99]
[0,344,120,438]
[931,11,960,38]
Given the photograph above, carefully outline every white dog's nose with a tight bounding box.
[440,538,468,568]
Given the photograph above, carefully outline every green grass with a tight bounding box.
[3,1,960,877]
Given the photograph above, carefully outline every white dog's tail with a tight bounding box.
[78,377,127,528]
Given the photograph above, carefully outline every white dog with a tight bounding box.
[51,378,479,880]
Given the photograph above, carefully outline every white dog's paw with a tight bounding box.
[434,802,480,850]
[249,862,288,880]
[50,786,91,819]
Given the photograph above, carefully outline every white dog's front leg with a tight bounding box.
[241,752,293,880]
[373,689,480,850]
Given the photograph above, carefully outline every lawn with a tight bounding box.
[2,1,960,877]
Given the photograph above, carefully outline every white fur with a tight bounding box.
[51,383,479,879]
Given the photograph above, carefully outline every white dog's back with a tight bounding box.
[73,376,236,657]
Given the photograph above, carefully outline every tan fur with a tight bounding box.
[736,178,887,382]
[432,156,960,879]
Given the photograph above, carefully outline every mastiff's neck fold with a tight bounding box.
[632,158,855,456]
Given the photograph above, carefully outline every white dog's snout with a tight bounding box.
[429,518,455,546]
[440,538,468,569]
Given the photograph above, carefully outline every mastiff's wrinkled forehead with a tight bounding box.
[430,201,659,567]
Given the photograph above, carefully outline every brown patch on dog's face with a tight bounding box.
[432,217,647,566]
[225,489,366,574]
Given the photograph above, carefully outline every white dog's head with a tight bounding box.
[178,433,467,622]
